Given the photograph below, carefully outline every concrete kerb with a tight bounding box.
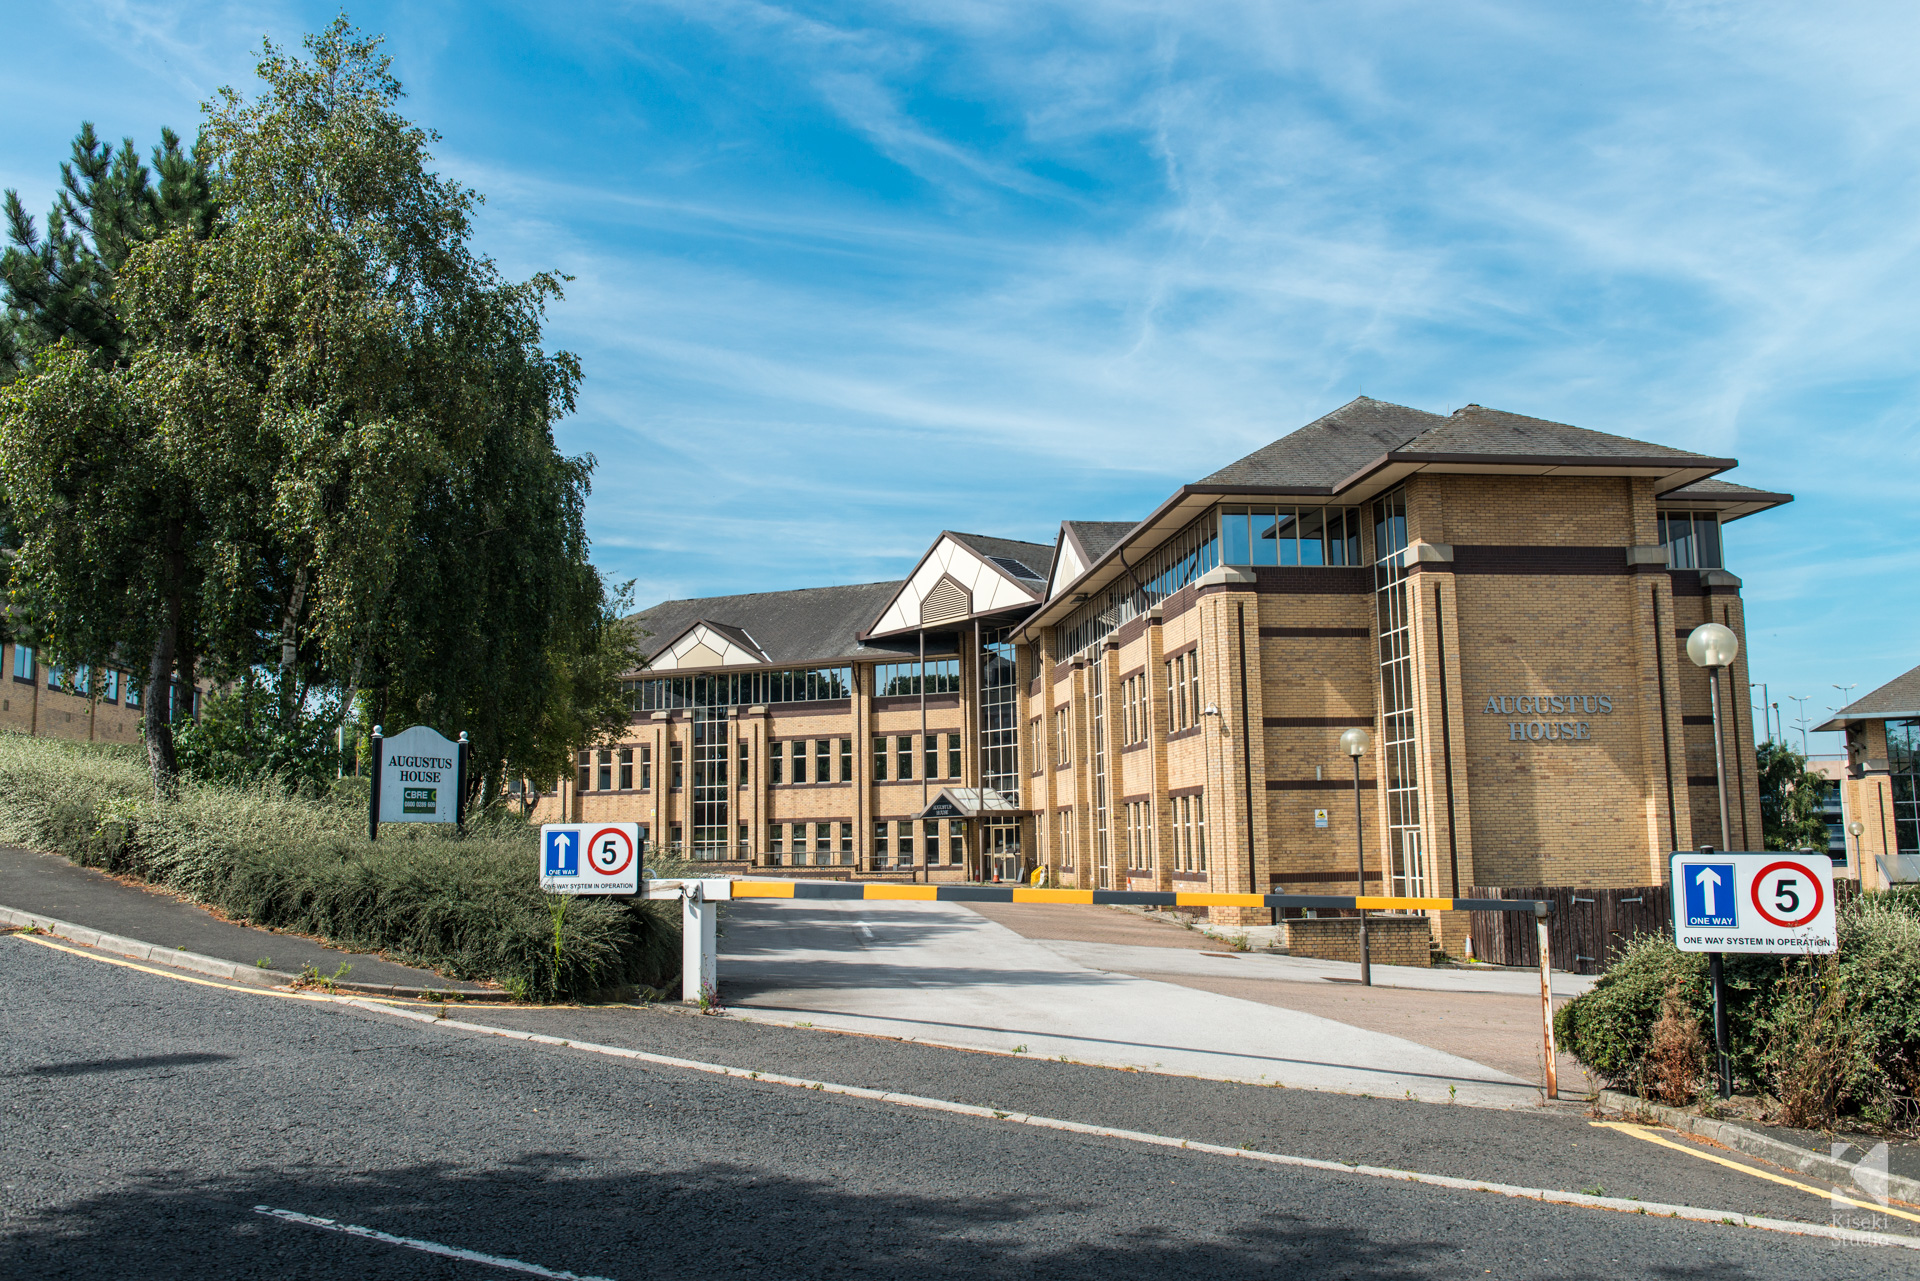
[0,904,492,1000]
[1597,1088,1920,1206]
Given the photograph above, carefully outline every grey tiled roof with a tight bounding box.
[1063,521,1135,564]
[1825,663,1920,723]
[1200,397,1723,489]
[629,581,919,668]
[1660,477,1791,500]
[1199,397,1446,488]
[946,531,1054,583]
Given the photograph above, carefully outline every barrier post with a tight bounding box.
[1536,902,1557,1100]
[682,884,718,1005]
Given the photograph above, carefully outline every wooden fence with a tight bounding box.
[1467,884,1671,974]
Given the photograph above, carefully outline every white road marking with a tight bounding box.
[349,999,1920,1251]
[254,1206,612,1279]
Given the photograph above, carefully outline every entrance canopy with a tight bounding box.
[915,788,1025,821]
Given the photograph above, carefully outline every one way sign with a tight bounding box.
[1669,851,1836,955]
[541,823,643,895]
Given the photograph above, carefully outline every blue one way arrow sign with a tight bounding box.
[545,830,578,877]
[1681,861,1736,928]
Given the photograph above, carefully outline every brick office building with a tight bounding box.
[1817,663,1920,889]
[535,398,1789,941]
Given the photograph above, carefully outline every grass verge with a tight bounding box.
[0,733,680,1001]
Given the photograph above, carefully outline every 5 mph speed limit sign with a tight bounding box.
[541,823,644,895]
[1669,850,1837,954]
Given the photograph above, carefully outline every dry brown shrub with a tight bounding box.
[1767,961,1861,1130]
[1642,981,1707,1106]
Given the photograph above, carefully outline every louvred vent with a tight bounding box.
[920,576,972,624]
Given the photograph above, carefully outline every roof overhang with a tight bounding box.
[1655,487,1796,523]
[1332,451,1738,509]
[1815,712,1920,733]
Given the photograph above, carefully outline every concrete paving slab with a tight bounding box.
[718,897,1550,1107]
[0,843,491,992]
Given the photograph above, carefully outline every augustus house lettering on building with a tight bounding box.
[1484,693,1614,743]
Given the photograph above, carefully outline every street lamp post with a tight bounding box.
[1849,819,1866,886]
[1686,623,1740,1100]
[1340,726,1373,987]
[1787,695,1812,756]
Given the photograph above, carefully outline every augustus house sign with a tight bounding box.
[1483,693,1614,743]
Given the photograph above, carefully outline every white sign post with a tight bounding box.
[1670,847,1836,1098]
[540,823,643,895]
[369,724,468,839]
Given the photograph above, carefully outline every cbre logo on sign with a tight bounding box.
[1682,862,1736,928]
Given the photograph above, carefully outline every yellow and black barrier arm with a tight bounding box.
[716,880,1549,915]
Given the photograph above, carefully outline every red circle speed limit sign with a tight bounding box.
[586,826,635,878]
[1750,859,1824,929]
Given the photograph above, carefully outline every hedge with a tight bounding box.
[1555,887,1920,1131]
[0,733,680,1001]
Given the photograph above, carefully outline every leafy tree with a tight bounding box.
[0,18,627,796]
[1757,740,1831,851]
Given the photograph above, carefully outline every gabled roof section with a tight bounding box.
[1815,663,1920,730]
[865,531,1050,638]
[630,581,914,672]
[1048,520,1137,600]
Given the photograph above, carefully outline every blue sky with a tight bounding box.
[6,2,1918,753]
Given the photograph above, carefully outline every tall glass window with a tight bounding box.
[630,667,853,711]
[980,625,1020,801]
[1090,648,1110,889]
[1219,506,1362,567]
[1890,718,1920,857]
[11,645,32,679]
[873,659,961,695]
[691,704,730,859]
[1373,488,1428,899]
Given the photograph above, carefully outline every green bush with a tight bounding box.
[0,733,680,1001]
[1557,890,1920,1130]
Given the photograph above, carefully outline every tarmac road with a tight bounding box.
[3,932,1915,1280]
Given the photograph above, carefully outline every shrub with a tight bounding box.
[0,733,679,1001]
[1558,888,1920,1131]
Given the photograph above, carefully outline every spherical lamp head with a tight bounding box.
[1339,726,1372,758]
[1685,622,1740,670]
[1849,820,1865,838]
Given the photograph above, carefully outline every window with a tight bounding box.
[948,732,962,779]
[597,751,613,792]
[737,822,749,856]
[12,645,32,680]
[47,668,63,691]
[631,667,853,711]
[670,824,683,850]
[979,625,1020,801]
[925,820,941,864]
[873,658,961,696]
[72,667,90,696]
[770,741,784,785]
[1219,505,1363,567]
[1374,487,1428,900]
[738,739,749,785]
[792,740,808,784]
[1889,718,1920,856]
[1028,717,1042,770]
[770,825,784,860]
[1054,707,1070,765]
[671,743,683,789]
[1166,652,1200,732]
[101,669,119,703]
[924,734,938,780]
[840,822,855,865]
[1123,801,1154,872]
[619,748,634,790]
[816,738,831,784]
[1058,806,1075,867]
[125,676,140,709]
[577,751,591,793]
[815,822,832,860]
[872,736,888,781]
[873,821,889,862]
[1055,510,1220,658]
[1659,511,1724,570]
[947,819,964,864]
[840,738,852,782]
[896,819,915,865]
[896,736,913,781]
[640,744,652,790]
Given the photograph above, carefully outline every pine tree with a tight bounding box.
[0,123,215,376]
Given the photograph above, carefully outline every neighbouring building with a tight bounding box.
[0,640,190,744]
[533,397,1792,945]
[1817,664,1920,888]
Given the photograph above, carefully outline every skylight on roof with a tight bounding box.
[990,556,1042,580]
